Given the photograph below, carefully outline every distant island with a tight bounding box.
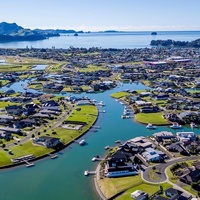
[151,38,200,48]
[151,32,157,35]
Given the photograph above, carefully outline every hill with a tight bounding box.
[150,38,200,48]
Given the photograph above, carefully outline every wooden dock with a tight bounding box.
[92,156,105,162]
[24,160,34,167]
[84,170,96,176]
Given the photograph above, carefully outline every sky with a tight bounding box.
[0,0,200,31]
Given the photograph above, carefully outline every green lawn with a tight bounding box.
[0,104,98,167]
[66,105,98,123]
[0,65,32,72]
[98,174,172,199]
[78,64,108,72]
[116,182,172,200]
[134,112,169,125]
[0,101,16,108]
[110,92,130,99]
[98,175,143,199]
[0,141,52,167]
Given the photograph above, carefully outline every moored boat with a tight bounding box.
[146,123,156,129]
[170,123,182,129]
[190,122,198,128]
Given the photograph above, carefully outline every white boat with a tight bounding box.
[50,154,58,159]
[170,123,182,129]
[79,139,86,146]
[190,122,198,128]
[91,99,96,103]
[121,115,130,119]
[104,146,110,150]
[98,101,105,106]
[146,124,156,129]
[84,170,89,176]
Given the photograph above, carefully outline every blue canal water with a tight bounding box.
[31,65,47,70]
[0,82,200,200]
[0,31,199,49]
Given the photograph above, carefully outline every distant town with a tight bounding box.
[1,45,200,200]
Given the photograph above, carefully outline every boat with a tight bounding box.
[98,101,105,106]
[170,123,182,129]
[84,170,89,176]
[91,99,96,103]
[92,157,96,162]
[104,146,110,150]
[190,122,198,128]
[121,115,130,119]
[50,154,58,159]
[146,124,156,129]
[79,139,86,146]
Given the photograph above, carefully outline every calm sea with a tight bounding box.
[0,31,200,49]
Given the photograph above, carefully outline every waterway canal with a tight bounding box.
[0,82,199,200]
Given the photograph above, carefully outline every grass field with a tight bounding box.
[116,182,172,200]
[134,112,169,125]
[98,175,143,199]
[78,64,108,72]
[110,92,130,99]
[0,104,98,167]
[0,65,32,72]
[66,105,98,123]
[98,174,172,199]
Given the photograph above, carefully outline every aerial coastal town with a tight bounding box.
[0,46,200,200]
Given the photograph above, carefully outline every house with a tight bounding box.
[180,169,200,184]
[33,136,61,148]
[140,106,157,113]
[0,130,12,140]
[165,188,182,199]
[167,142,188,155]
[14,118,40,128]
[131,190,148,200]
[176,132,196,143]
[107,150,127,167]
[0,126,21,134]
[154,93,169,100]
[0,115,14,124]
[153,131,175,142]
[142,148,164,162]
[135,101,152,107]
[5,105,23,115]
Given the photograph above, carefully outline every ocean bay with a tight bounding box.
[0,31,200,49]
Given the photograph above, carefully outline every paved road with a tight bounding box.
[141,156,200,197]
[0,103,72,150]
[142,156,199,183]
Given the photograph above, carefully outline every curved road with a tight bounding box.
[142,156,200,197]
[142,156,199,183]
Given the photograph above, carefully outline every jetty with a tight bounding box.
[24,160,34,167]
[91,156,104,162]
[84,170,96,176]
